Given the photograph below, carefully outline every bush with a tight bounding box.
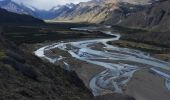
[0,50,7,60]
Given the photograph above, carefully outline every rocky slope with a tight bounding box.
[0,0,157,21]
[119,0,170,32]
[121,0,170,32]
[54,0,154,24]
[112,0,170,49]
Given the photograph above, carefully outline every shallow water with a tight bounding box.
[34,27,170,96]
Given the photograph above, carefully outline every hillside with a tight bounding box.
[0,8,93,99]
[0,8,44,24]
[110,0,170,48]
[53,0,153,24]
[0,0,35,16]
[0,29,93,99]
[119,0,170,32]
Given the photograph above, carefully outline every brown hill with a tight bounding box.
[54,0,150,24]
[119,0,170,32]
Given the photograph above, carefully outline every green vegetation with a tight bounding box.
[111,26,170,48]
[112,25,148,34]
[0,31,93,99]
[0,50,7,60]
[108,40,169,54]
[2,23,93,44]
[108,40,170,61]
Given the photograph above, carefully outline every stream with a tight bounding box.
[34,26,170,96]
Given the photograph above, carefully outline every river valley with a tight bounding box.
[34,26,170,100]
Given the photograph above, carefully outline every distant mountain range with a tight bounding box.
[0,0,158,21]
[0,0,75,19]
[1,0,168,32]
[0,0,36,16]
[53,0,158,24]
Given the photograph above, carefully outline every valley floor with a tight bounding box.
[1,23,170,100]
[109,40,170,62]
[32,25,170,100]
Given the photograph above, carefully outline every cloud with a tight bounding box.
[12,0,90,10]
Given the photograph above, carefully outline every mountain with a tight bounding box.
[0,0,159,21]
[48,3,76,19]
[0,0,76,20]
[0,0,36,16]
[114,0,170,49]
[0,8,44,24]
[119,0,170,32]
[53,0,155,24]
[24,3,76,20]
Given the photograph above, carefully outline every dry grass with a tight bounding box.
[109,40,169,53]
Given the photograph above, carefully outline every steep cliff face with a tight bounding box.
[119,0,170,32]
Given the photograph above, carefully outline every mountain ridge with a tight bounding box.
[0,0,157,20]
[53,0,151,24]
[0,0,36,16]
[119,0,170,32]
[0,0,76,19]
[0,8,44,24]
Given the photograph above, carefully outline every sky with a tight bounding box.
[12,0,90,10]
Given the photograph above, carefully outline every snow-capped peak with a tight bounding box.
[65,3,75,9]
[51,5,62,10]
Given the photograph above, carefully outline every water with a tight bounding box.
[34,27,170,96]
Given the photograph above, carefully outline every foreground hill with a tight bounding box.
[0,29,93,99]
[0,8,93,99]
[0,8,44,24]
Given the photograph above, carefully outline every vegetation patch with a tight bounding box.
[112,25,148,34]
[3,23,109,45]
[0,50,7,60]
[108,40,170,54]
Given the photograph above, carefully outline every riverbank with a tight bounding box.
[108,40,170,61]
[3,23,170,100]
[109,26,170,61]
[34,26,170,100]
